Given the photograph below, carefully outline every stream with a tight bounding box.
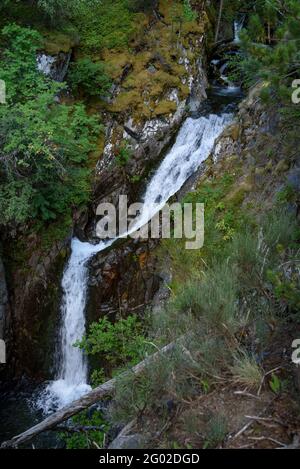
[0,42,243,447]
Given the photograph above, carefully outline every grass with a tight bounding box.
[172,262,238,333]
[203,414,228,449]
[231,351,264,391]
[100,204,299,432]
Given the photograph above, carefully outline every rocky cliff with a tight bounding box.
[1,1,212,382]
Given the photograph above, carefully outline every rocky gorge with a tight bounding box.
[0,0,300,451]
[1,1,211,384]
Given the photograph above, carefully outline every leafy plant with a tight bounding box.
[61,409,108,449]
[76,315,148,371]
[269,373,281,394]
[115,142,132,167]
[0,24,100,225]
[68,58,111,98]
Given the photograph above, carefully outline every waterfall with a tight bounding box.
[37,111,232,413]
[37,52,71,82]
[37,54,55,76]
[233,16,245,44]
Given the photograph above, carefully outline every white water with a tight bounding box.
[234,16,245,44]
[37,111,232,412]
[37,53,55,76]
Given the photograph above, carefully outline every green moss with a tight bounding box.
[153,99,177,116]
[103,50,132,80]
[109,90,144,113]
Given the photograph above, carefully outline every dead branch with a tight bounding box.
[1,339,179,449]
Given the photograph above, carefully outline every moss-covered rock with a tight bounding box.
[153,99,177,116]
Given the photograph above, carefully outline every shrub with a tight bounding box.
[73,0,140,51]
[173,262,238,333]
[262,209,299,252]
[68,58,111,98]
[0,24,100,225]
[60,409,108,449]
[76,315,148,372]
[115,142,132,167]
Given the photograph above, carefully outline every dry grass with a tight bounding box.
[231,351,264,391]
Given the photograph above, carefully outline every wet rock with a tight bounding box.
[87,239,160,325]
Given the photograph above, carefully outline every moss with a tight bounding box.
[103,50,133,80]
[274,160,290,174]
[88,131,106,168]
[109,90,144,113]
[153,99,177,116]
[43,31,76,54]
[225,180,253,207]
[182,20,204,36]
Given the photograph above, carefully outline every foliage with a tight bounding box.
[231,351,264,390]
[76,315,148,373]
[115,142,132,167]
[0,24,52,103]
[173,262,238,333]
[72,0,142,51]
[60,409,108,449]
[183,0,198,22]
[68,58,112,98]
[0,24,100,225]
[269,373,282,394]
[36,0,102,24]
[229,0,300,117]
[203,414,228,449]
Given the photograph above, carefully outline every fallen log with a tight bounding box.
[1,340,178,449]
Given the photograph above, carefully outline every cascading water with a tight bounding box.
[37,52,71,82]
[233,15,246,44]
[37,54,56,76]
[37,110,232,413]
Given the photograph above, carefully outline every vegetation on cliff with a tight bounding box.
[0,0,300,451]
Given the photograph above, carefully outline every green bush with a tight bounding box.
[61,409,108,449]
[76,315,148,373]
[173,262,238,333]
[73,0,140,51]
[0,24,100,225]
[68,58,111,98]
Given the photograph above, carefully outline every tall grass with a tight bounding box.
[231,350,264,390]
[173,262,238,333]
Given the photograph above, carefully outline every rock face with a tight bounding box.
[2,234,70,380]
[87,9,210,230]
[86,238,160,331]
